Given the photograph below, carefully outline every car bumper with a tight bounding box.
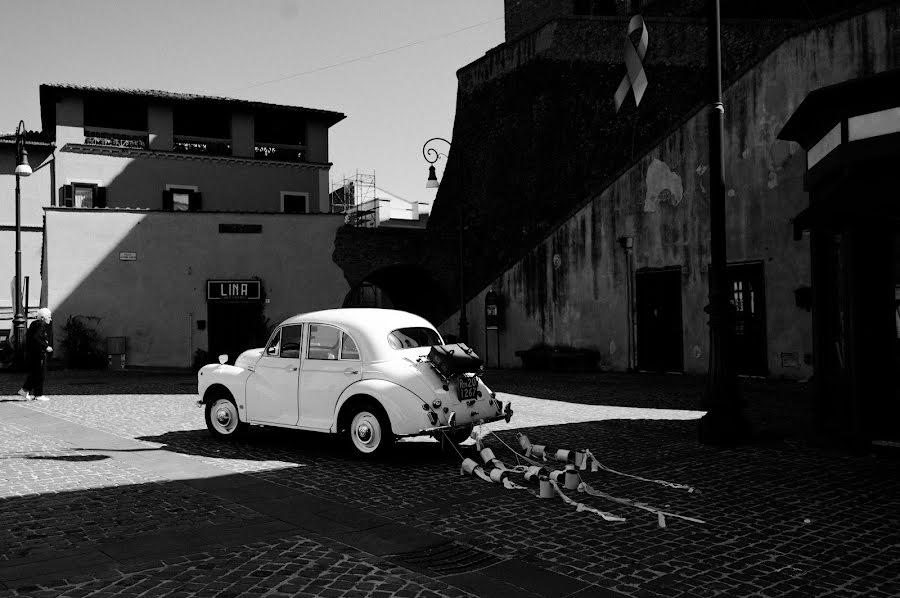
[400,400,513,438]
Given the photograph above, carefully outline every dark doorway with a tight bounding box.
[344,265,452,326]
[728,262,768,376]
[636,268,684,372]
[207,302,263,364]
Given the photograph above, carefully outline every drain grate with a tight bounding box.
[387,541,501,577]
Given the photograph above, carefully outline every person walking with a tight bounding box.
[17,307,53,401]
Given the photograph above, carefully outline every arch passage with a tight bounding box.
[343,264,451,326]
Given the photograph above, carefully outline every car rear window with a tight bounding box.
[387,327,442,350]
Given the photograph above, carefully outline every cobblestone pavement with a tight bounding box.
[0,368,898,597]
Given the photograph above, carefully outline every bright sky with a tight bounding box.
[0,0,505,207]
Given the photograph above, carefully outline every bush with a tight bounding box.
[61,315,107,369]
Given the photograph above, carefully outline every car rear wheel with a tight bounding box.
[205,395,248,440]
[347,401,393,457]
[442,424,474,446]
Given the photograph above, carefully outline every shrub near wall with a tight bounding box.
[61,315,107,369]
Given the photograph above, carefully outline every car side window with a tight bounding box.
[340,332,360,360]
[308,324,340,360]
[280,325,302,359]
[265,328,281,357]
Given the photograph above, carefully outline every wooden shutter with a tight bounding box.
[189,191,202,212]
[95,186,107,208]
[63,184,73,207]
[162,190,173,211]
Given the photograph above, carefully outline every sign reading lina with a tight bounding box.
[207,280,261,301]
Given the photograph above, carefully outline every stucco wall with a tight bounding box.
[55,149,329,213]
[447,6,898,379]
[0,144,55,321]
[44,209,348,368]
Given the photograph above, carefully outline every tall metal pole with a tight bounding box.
[13,168,25,368]
[699,0,749,445]
[423,136,468,344]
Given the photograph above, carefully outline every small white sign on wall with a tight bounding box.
[119,252,137,261]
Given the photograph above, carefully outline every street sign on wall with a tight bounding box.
[207,280,261,301]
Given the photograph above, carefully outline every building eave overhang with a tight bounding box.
[59,143,333,169]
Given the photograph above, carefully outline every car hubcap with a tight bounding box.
[212,400,237,434]
[351,411,381,453]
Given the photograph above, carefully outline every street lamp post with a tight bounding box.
[423,137,468,344]
[698,0,750,445]
[12,121,33,369]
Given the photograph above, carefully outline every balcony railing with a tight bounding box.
[173,135,232,157]
[84,128,149,150]
[254,143,307,163]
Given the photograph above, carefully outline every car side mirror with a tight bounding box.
[218,354,228,364]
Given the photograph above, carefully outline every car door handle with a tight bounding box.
[288,366,298,371]
[343,368,359,375]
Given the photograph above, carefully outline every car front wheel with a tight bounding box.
[347,402,393,457]
[205,395,248,440]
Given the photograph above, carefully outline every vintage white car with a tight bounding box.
[197,308,513,456]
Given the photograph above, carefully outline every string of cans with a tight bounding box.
[453,430,705,528]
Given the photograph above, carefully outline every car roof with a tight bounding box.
[276,309,439,358]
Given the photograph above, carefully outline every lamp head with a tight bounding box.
[425,164,439,188]
[15,148,32,177]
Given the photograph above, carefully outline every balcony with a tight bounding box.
[84,127,149,150]
[254,143,307,163]
[173,135,232,157]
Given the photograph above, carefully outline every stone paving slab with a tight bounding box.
[1,369,899,598]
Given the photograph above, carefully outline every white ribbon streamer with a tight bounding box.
[550,480,626,522]
[584,450,697,493]
[614,14,649,112]
[579,482,705,526]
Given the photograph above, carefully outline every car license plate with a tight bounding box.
[457,376,478,401]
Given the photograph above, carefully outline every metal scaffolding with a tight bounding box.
[330,171,378,227]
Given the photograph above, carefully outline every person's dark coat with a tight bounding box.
[25,319,50,364]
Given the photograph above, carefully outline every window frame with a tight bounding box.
[264,328,282,357]
[165,184,199,212]
[306,323,345,361]
[64,180,102,208]
[280,191,309,214]
[339,331,361,361]
[279,324,303,360]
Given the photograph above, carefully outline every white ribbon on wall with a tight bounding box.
[614,14,650,112]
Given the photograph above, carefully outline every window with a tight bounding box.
[387,327,442,350]
[281,325,302,359]
[256,111,306,146]
[308,324,340,360]
[163,185,201,211]
[73,184,94,208]
[173,104,229,139]
[281,192,308,214]
[62,183,105,208]
[264,325,302,358]
[84,96,148,131]
[340,332,360,360]
[264,328,282,357]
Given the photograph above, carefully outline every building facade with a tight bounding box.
[429,1,899,382]
[3,85,349,368]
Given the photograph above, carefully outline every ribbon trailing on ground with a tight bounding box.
[578,482,706,527]
[614,14,649,112]
[515,433,697,493]
[550,479,625,522]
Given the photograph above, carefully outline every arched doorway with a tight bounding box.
[343,265,451,326]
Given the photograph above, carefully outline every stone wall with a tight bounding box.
[433,3,899,378]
